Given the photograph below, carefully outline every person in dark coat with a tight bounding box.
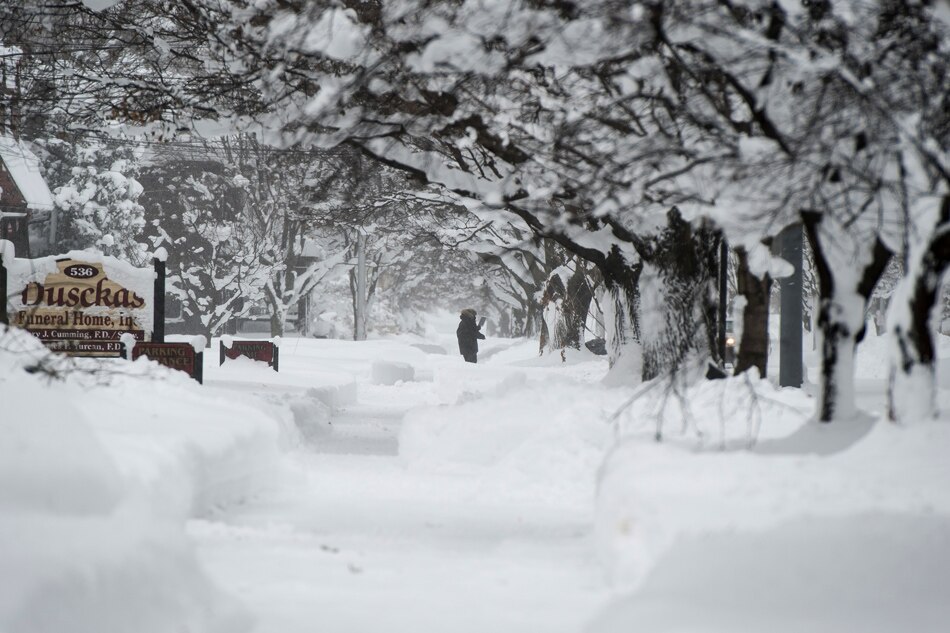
[456,308,485,363]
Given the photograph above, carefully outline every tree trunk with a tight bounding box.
[734,246,772,377]
[803,211,893,422]
[524,303,541,337]
[593,291,606,339]
[498,311,511,337]
[539,260,594,355]
[600,245,642,371]
[565,262,594,346]
[270,310,284,338]
[539,270,566,353]
[817,317,860,421]
[871,298,886,336]
[888,194,950,423]
[639,211,720,381]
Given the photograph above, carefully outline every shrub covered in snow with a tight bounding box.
[44,139,147,264]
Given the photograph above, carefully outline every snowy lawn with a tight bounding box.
[595,340,950,631]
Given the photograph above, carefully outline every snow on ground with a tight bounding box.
[3,319,948,632]
[595,346,950,631]
[0,325,293,633]
[400,364,631,509]
[189,333,622,633]
[590,512,949,633]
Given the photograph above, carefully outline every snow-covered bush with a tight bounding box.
[44,140,147,264]
[140,161,269,340]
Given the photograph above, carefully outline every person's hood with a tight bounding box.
[460,309,476,319]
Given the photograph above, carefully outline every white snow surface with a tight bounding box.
[0,325,295,633]
[0,135,55,210]
[1,318,948,632]
[0,238,14,266]
[371,359,415,385]
[79,0,121,10]
[595,369,950,631]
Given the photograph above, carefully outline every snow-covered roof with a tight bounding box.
[0,135,55,210]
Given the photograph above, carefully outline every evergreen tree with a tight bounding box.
[44,139,147,263]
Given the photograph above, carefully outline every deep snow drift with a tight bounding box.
[0,325,293,633]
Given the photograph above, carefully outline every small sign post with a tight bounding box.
[0,249,7,327]
[131,341,203,383]
[153,256,165,343]
[219,339,279,371]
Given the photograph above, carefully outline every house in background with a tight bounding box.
[0,134,56,258]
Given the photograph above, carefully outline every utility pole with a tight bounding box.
[355,232,367,341]
[778,224,803,387]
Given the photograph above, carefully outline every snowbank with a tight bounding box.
[371,359,415,385]
[394,334,616,507]
[207,351,358,411]
[0,326,294,633]
[609,371,813,449]
[594,372,950,628]
[430,362,529,404]
[590,513,950,633]
[400,379,632,506]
